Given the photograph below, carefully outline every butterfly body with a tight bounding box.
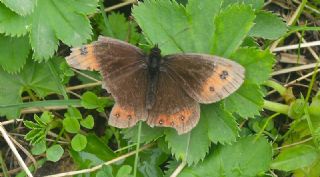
[66,36,245,134]
[146,46,162,110]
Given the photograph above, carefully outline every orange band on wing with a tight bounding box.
[66,44,100,71]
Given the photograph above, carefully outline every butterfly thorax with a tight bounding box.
[146,45,162,110]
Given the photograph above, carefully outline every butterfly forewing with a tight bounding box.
[67,36,149,128]
[147,71,200,134]
[163,54,245,104]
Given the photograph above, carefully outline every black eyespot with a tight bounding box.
[80,46,88,55]
[159,120,163,124]
[209,86,215,92]
[220,70,229,80]
[127,115,132,120]
[180,115,185,121]
[115,113,120,118]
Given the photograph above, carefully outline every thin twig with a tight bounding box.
[0,124,33,177]
[7,134,37,170]
[0,119,23,126]
[43,143,154,177]
[104,0,137,12]
[275,137,313,150]
[272,63,318,76]
[170,161,187,177]
[67,82,102,91]
[272,41,320,52]
[72,69,100,82]
[296,32,320,61]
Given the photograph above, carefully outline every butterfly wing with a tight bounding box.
[66,36,148,128]
[147,70,200,134]
[162,54,245,104]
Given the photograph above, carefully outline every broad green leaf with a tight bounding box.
[179,136,272,177]
[249,11,287,40]
[222,0,264,10]
[139,148,168,177]
[271,145,319,171]
[30,0,97,60]
[71,134,87,151]
[80,115,94,129]
[133,0,188,54]
[97,12,141,44]
[231,48,275,85]
[81,91,113,111]
[185,0,223,53]
[294,158,320,177]
[65,107,82,120]
[46,144,64,162]
[202,104,238,144]
[122,122,164,143]
[63,117,80,133]
[224,82,264,118]
[211,4,255,57]
[0,0,36,16]
[84,134,116,161]
[0,4,31,36]
[97,165,114,177]
[165,116,210,165]
[0,35,30,73]
[65,0,98,14]
[31,140,46,155]
[133,0,222,54]
[116,165,132,177]
[0,58,62,118]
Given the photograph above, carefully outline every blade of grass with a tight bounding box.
[0,99,81,109]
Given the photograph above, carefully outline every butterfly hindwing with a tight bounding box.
[163,54,245,104]
[147,71,200,134]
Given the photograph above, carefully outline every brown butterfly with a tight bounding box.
[66,36,245,134]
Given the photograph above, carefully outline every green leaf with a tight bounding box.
[30,0,97,61]
[46,144,64,162]
[309,91,320,118]
[23,120,41,129]
[231,48,275,85]
[271,145,319,171]
[165,115,210,165]
[249,11,287,40]
[97,12,141,44]
[122,122,164,143]
[222,0,264,10]
[65,0,98,14]
[139,148,168,177]
[81,91,113,111]
[0,3,31,36]
[0,0,36,16]
[71,134,88,151]
[133,0,222,54]
[31,140,46,155]
[63,117,80,133]
[0,35,30,73]
[0,58,62,118]
[202,104,238,144]
[179,136,272,177]
[116,165,132,177]
[65,107,82,120]
[84,134,116,161]
[40,111,54,124]
[211,4,255,57]
[224,82,264,118]
[97,165,114,177]
[80,115,94,129]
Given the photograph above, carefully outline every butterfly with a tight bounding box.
[66,36,245,134]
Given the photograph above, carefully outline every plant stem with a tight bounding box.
[0,99,81,109]
[264,80,286,96]
[255,112,281,142]
[133,121,142,177]
[263,100,289,115]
